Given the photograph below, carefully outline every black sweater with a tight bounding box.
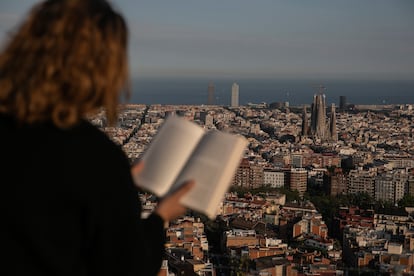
[0,115,165,276]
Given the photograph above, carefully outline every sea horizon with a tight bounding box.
[129,77,414,106]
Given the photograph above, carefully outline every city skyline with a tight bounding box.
[0,1,413,80]
[129,78,414,106]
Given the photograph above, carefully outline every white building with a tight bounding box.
[304,238,334,251]
[263,170,285,188]
[231,82,239,107]
[347,168,376,198]
[375,170,408,204]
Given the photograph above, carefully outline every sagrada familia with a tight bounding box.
[302,92,338,143]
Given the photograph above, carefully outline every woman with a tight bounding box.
[0,0,192,275]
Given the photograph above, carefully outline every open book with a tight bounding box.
[134,115,248,219]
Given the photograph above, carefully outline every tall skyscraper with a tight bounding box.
[207,82,215,105]
[231,82,239,107]
[311,92,328,141]
[330,103,338,142]
[339,96,347,112]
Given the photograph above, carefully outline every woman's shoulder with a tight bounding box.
[72,120,127,162]
[0,115,128,166]
[65,121,132,183]
[75,120,116,145]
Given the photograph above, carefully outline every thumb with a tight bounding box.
[131,161,144,176]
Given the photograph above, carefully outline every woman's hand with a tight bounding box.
[131,162,194,222]
[154,180,195,221]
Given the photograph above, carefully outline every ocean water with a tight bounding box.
[130,78,414,106]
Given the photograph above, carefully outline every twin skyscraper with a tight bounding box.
[207,82,239,107]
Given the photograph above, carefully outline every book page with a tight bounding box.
[170,131,248,219]
[134,116,205,196]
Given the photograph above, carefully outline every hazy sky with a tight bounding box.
[1,0,413,80]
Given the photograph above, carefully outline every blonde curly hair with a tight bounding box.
[0,0,129,128]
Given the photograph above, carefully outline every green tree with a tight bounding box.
[398,195,414,208]
[349,192,374,209]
